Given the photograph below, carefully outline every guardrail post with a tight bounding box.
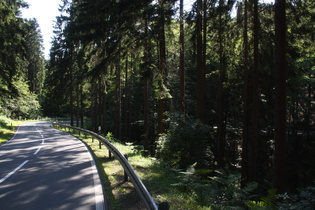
[92,137,94,143]
[98,126,102,149]
[124,154,129,182]
[108,150,111,158]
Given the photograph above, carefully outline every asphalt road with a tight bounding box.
[0,121,105,210]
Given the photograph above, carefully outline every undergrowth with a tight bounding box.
[57,127,264,210]
[57,125,315,210]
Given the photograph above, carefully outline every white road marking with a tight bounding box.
[89,151,105,210]
[35,127,45,144]
[0,160,29,184]
[77,138,105,210]
[1,125,45,184]
[34,147,41,155]
[9,125,20,141]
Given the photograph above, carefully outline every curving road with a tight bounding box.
[0,122,105,210]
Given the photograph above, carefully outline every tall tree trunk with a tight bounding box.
[80,85,84,127]
[144,16,149,151]
[251,0,259,182]
[124,54,130,141]
[97,76,102,133]
[217,38,225,167]
[158,0,167,134]
[196,0,205,121]
[179,0,185,114]
[203,0,207,87]
[115,54,122,140]
[306,82,311,140]
[91,81,96,132]
[76,82,80,127]
[241,0,250,187]
[217,2,226,167]
[274,0,287,194]
[102,78,107,135]
[70,65,74,126]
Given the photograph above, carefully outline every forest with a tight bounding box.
[1,0,315,208]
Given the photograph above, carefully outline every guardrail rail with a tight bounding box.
[52,122,169,210]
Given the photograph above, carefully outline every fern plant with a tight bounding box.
[172,164,258,209]
[246,189,278,210]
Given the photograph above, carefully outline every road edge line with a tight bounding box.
[75,136,106,210]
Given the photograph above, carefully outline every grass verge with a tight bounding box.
[55,127,206,210]
[0,126,14,144]
[0,120,32,145]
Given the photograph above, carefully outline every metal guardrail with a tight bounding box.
[52,122,169,210]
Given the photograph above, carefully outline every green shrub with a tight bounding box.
[0,115,12,128]
[157,113,213,169]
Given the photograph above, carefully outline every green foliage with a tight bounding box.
[172,165,258,209]
[0,0,26,95]
[0,0,44,120]
[0,115,12,128]
[24,18,46,95]
[1,79,42,119]
[247,189,278,210]
[278,184,315,209]
[105,132,115,142]
[157,113,212,169]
